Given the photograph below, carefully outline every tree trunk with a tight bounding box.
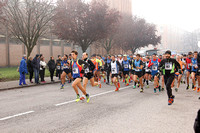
[131,48,136,54]
[27,46,34,58]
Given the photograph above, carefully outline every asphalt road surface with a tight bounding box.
[0,80,199,133]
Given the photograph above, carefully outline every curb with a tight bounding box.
[0,81,61,92]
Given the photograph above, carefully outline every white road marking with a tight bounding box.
[55,86,131,106]
[0,111,34,121]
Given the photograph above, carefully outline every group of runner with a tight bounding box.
[57,50,200,105]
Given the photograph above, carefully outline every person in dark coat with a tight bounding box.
[194,109,200,133]
[19,55,28,85]
[56,55,62,80]
[32,54,40,84]
[27,57,34,83]
[47,56,56,82]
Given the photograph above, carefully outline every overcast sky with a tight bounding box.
[132,0,200,32]
[83,0,200,32]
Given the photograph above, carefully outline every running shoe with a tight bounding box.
[86,94,90,103]
[193,87,197,91]
[146,85,149,88]
[126,83,129,86]
[154,88,156,93]
[186,85,189,90]
[175,88,178,92]
[168,98,173,105]
[123,79,125,82]
[140,88,144,93]
[76,95,80,102]
[106,82,110,85]
[197,88,200,93]
[115,88,119,91]
[118,82,120,88]
[60,85,64,89]
[183,81,186,84]
[162,88,164,91]
[133,85,136,89]
[104,79,106,83]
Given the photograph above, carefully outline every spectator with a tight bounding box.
[56,55,62,80]
[40,57,46,83]
[27,56,34,83]
[47,56,56,82]
[32,54,40,84]
[194,109,200,133]
[19,55,28,86]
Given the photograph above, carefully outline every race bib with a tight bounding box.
[135,69,140,71]
[145,69,150,72]
[124,64,129,68]
[57,66,60,70]
[152,66,157,71]
[111,67,116,74]
[73,67,79,74]
[85,68,89,73]
[165,62,172,70]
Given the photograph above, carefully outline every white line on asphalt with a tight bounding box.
[55,86,131,106]
[0,111,35,121]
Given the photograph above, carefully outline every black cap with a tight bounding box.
[165,50,171,55]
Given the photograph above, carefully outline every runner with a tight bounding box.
[60,54,73,89]
[70,51,90,103]
[143,56,151,88]
[181,54,187,84]
[159,50,181,105]
[129,54,135,84]
[133,54,144,93]
[91,54,101,82]
[174,55,185,92]
[82,52,100,93]
[122,55,130,86]
[148,53,161,93]
[108,55,122,91]
[196,52,200,93]
[186,52,193,90]
[191,51,198,91]
[161,54,166,91]
[118,55,123,81]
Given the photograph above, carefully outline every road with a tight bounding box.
[0,80,199,133]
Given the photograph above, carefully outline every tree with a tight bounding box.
[115,15,161,54]
[53,0,120,52]
[183,32,199,52]
[2,0,55,57]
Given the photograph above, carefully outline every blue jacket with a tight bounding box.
[19,57,28,74]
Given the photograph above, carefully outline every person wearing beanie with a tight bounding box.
[159,50,181,105]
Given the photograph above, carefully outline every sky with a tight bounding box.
[83,0,200,32]
[132,0,200,32]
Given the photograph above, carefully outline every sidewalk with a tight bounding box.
[0,76,61,91]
